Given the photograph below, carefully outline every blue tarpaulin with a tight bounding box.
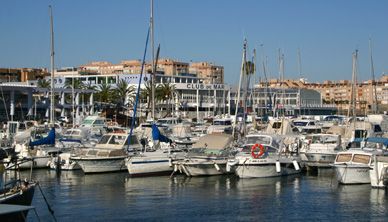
[152,124,172,144]
[29,127,55,147]
[352,137,388,146]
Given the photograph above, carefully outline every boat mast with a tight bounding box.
[151,0,155,122]
[49,5,55,125]
[369,38,378,114]
[347,50,358,127]
[298,47,302,116]
[232,39,246,138]
[260,44,267,122]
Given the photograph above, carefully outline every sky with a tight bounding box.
[1,0,387,86]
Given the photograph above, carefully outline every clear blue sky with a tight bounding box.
[1,0,387,85]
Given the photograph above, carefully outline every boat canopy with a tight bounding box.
[29,127,55,147]
[192,134,233,150]
[152,124,172,144]
[352,137,388,146]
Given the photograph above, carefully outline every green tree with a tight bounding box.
[156,81,177,117]
[97,83,112,105]
[37,79,50,88]
[64,78,85,90]
[243,61,255,75]
[114,79,136,115]
[140,80,153,118]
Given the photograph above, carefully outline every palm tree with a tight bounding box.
[114,79,136,115]
[64,78,85,90]
[37,79,50,88]
[85,83,98,102]
[156,81,177,117]
[97,83,112,113]
[140,80,153,118]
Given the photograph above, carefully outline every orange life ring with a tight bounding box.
[251,144,264,158]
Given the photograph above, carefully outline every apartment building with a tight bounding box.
[257,76,388,112]
[0,68,49,83]
[74,58,224,84]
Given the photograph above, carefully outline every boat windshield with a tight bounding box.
[213,120,231,126]
[108,135,127,145]
[156,119,168,124]
[98,135,111,144]
[364,141,383,149]
[82,120,94,125]
[293,121,308,126]
[312,135,337,144]
[188,148,229,156]
[246,136,271,145]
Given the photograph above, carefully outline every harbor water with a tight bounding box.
[24,169,388,221]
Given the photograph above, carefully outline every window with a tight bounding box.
[98,135,111,144]
[353,154,370,164]
[336,154,352,162]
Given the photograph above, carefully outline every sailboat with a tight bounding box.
[125,1,186,177]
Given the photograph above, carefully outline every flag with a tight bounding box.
[100,111,106,117]
[16,102,21,108]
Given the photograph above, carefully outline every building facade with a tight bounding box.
[257,76,388,113]
[72,59,224,84]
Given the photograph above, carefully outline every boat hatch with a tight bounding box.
[353,154,370,164]
[336,154,352,163]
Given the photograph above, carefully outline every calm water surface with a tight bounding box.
[23,169,388,221]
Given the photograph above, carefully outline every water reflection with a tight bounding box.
[17,169,388,222]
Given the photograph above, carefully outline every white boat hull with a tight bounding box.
[303,152,337,167]
[233,160,301,178]
[332,164,370,184]
[177,159,233,176]
[18,156,51,169]
[49,157,81,171]
[75,157,126,173]
[127,156,175,176]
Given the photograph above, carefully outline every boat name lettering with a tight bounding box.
[186,84,224,90]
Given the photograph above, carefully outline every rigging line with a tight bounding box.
[127,27,151,153]
[154,0,168,58]
[0,85,9,121]
[37,183,57,222]
[37,9,50,69]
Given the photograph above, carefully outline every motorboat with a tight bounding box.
[70,132,142,173]
[77,114,108,138]
[174,134,234,176]
[301,133,344,167]
[206,118,233,134]
[227,133,302,178]
[126,148,185,177]
[126,125,185,177]
[48,139,87,171]
[331,137,388,184]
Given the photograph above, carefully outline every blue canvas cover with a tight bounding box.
[151,124,172,144]
[29,127,55,147]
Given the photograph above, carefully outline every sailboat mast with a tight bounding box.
[232,39,246,138]
[49,5,55,124]
[151,0,155,122]
[298,47,302,116]
[260,44,267,119]
[370,38,378,114]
